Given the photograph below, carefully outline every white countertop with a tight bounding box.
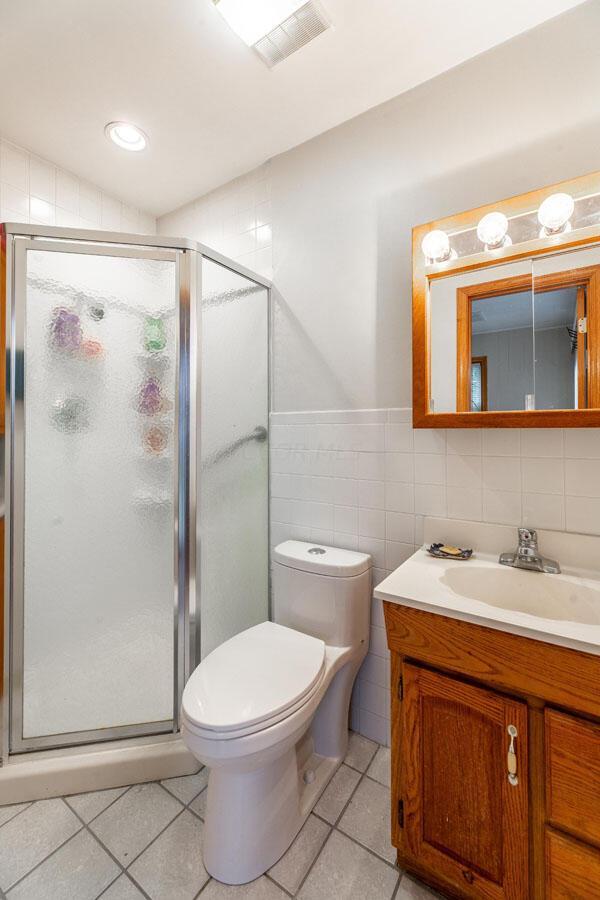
[374,545,600,657]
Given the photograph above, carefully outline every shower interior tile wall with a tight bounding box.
[158,163,272,279]
[0,137,156,233]
[270,409,600,746]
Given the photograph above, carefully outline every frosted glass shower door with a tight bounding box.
[11,240,183,751]
[200,259,269,658]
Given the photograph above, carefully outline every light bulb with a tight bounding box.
[105,122,148,152]
[537,192,574,235]
[477,212,509,250]
[421,229,451,263]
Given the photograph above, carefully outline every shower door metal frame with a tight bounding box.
[6,234,190,754]
[0,222,271,764]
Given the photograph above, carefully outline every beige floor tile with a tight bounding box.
[269,814,330,894]
[128,809,208,899]
[314,764,361,825]
[201,875,288,898]
[338,777,395,863]
[366,746,391,788]
[64,787,129,823]
[160,767,208,804]
[7,830,119,900]
[344,732,378,772]
[189,787,207,819]
[0,803,30,828]
[396,872,443,898]
[298,830,398,899]
[89,783,182,866]
[100,874,146,899]
[0,798,81,891]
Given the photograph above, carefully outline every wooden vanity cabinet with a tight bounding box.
[384,602,600,900]
[400,663,529,897]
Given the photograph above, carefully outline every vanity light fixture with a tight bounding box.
[105,121,148,152]
[477,212,510,251]
[421,229,451,263]
[538,192,575,236]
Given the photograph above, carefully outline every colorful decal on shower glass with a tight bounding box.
[50,307,83,352]
[81,339,104,359]
[144,424,169,454]
[144,316,167,352]
[51,396,90,433]
[138,376,163,416]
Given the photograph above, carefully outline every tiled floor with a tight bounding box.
[0,734,439,900]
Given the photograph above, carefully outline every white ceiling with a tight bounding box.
[0,0,586,216]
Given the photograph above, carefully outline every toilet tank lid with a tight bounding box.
[273,541,371,577]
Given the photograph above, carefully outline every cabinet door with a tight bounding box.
[399,663,529,898]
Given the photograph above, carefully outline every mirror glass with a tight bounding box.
[428,242,600,414]
[470,289,535,412]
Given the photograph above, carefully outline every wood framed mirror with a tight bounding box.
[413,170,600,428]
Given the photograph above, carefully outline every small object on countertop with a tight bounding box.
[427,542,473,560]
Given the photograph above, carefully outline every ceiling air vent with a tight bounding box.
[253,1,330,68]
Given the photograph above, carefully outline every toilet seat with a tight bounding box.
[182,621,326,740]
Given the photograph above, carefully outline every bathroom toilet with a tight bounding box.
[181,540,371,885]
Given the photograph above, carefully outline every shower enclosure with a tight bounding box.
[0,224,269,765]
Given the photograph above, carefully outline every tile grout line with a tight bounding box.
[264,871,295,897]
[62,797,156,900]
[97,870,149,900]
[0,802,33,832]
[2,815,87,894]
[293,749,378,896]
[119,803,188,873]
[288,820,333,897]
[159,766,206,805]
[2,791,130,893]
[64,783,134,826]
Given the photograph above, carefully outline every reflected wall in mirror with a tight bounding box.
[414,169,600,427]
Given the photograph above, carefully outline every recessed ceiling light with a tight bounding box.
[213,0,306,46]
[105,121,148,152]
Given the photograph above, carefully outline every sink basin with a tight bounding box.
[441,565,600,626]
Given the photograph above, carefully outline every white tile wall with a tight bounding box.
[158,163,272,279]
[270,411,600,746]
[0,137,156,234]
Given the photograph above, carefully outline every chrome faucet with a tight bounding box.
[499,528,560,574]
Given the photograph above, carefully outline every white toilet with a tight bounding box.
[181,540,372,885]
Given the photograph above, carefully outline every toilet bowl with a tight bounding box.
[182,540,371,885]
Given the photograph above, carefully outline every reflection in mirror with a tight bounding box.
[533,243,600,410]
[533,286,579,410]
[428,259,533,414]
[467,289,534,412]
[428,245,600,414]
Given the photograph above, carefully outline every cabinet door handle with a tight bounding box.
[507,724,518,786]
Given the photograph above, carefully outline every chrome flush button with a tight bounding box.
[308,547,326,555]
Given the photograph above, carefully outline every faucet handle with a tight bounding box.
[518,527,537,544]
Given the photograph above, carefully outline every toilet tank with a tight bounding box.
[272,541,372,648]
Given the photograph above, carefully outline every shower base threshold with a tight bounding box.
[0,732,199,805]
